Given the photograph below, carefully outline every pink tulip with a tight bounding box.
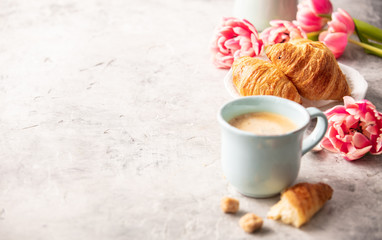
[211,17,263,69]
[318,8,354,58]
[319,31,348,58]
[308,0,333,15]
[295,1,328,33]
[321,96,382,161]
[328,8,355,36]
[261,20,306,46]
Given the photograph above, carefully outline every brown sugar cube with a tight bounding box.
[221,197,239,213]
[239,213,263,233]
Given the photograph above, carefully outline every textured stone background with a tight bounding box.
[0,0,381,239]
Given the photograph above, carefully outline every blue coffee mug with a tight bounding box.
[218,96,328,198]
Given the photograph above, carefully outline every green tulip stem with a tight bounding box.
[318,14,331,19]
[348,38,382,57]
[368,41,382,49]
[306,31,321,41]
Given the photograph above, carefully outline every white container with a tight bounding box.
[233,0,298,31]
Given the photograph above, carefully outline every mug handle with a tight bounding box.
[302,107,328,155]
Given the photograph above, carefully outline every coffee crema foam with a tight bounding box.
[229,112,297,135]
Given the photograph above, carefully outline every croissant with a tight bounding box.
[266,38,351,101]
[232,56,302,104]
[267,182,333,228]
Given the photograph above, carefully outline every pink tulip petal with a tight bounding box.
[365,125,378,136]
[251,34,262,51]
[343,144,372,161]
[334,123,347,138]
[337,8,355,34]
[219,27,235,38]
[340,142,351,154]
[325,105,348,117]
[339,134,353,143]
[352,132,371,149]
[224,39,240,49]
[344,96,356,106]
[332,136,345,151]
[345,115,359,129]
[346,108,361,119]
[370,134,382,154]
[329,113,347,123]
[319,31,348,58]
[327,126,339,138]
[309,0,333,15]
[365,112,377,125]
[326,8,354,37]
[321,138,337,152]
[328,137,343,152]
[242,19,258,33]
[233,27,250,37]
[217,36,230,53]
[296,4,325,33]
[328,21,348,34]
[269,20,285,27]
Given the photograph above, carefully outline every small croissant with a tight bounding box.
[266,38,351,101]
[267,182,333,228]
[232,56,302,104]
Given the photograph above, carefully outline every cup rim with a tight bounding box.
[218,96,311,138]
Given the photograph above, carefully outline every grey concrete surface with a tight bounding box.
[0,0,381,239]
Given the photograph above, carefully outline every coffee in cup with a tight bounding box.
[228,112,297,135]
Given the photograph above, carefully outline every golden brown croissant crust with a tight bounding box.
[266,38,351,101]
[232,56,302,104]
[267,182,333,228]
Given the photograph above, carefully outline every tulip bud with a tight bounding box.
[328,8,355,36]
[296,1,327,32]
[319,31,348,58]
[308,0,333,15]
